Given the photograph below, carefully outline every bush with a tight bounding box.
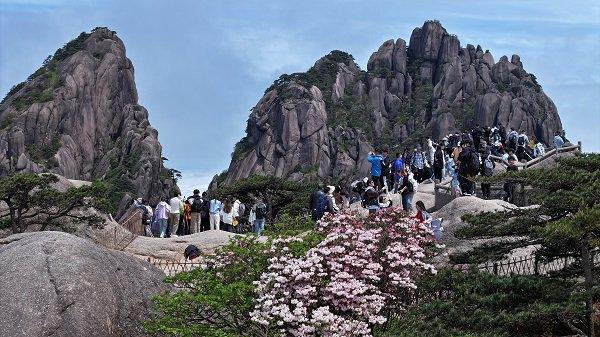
[379,269,587,337]
[251,209,438,336]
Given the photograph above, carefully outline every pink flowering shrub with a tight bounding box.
[251,208,438,336]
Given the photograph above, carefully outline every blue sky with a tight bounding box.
[1,0,599,195]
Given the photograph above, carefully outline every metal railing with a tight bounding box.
[433,141,582,209]
[149,248,598,278]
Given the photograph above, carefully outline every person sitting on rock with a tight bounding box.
[554,131,565,149]
[415,200,432,223]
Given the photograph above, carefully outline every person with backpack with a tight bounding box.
[209,197,222,230]
[498,124,507,146]
[200,192,211,232]
[481,150,495,199]
[392,152,405,193]
[134,198,153,237]
[433,144,445,183]
[187,189,203,234]
[507,127,518,151]
[457,140,479,196]
[310,185,327,222]
[254,200,267,235]
[516,130,529,161]
[471,124,483,150]
[398,168,414,212]
[367,150,384,189]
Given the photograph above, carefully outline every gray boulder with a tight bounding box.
[0,231,168,337]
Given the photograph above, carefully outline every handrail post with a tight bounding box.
[493,262,498,275]
[534,254,539,275]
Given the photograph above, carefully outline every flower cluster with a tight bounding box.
[250,208,437,336]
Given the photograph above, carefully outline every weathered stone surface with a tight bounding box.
[217,20,564,187]
[124,230,241,260]
[0,28,177,219]
[0,231,168,337]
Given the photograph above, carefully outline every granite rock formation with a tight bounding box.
[220,20,563,186]
[0,28,177,218]
[0,231,168,337]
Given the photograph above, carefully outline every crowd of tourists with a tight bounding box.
[311,124,570,221]
[132,190,268,238]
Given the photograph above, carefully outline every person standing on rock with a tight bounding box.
[507,127,518,151]
[254,199,267,235]
[220,199,234,232]
[457,140,478,196]
[187,190,203,234]
[392,153,405,193]
[155,197,171,238]
[168,193,183,237]
[516,130,529,161]
[481,149,495,200]
[398,168,416,213]
[433,144,445,183]
[410,146,425,183]
[209,197,222,230]
[367,150,384,189]
[200,192,211,232]
[381,150,393,191]
[503,155,519,202]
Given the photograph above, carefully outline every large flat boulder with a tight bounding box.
[124,230,240,261]
[0,231,168,337]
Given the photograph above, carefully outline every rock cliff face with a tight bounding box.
[221,20,562,186]
[0,28,177,217]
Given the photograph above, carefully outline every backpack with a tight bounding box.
[509,131,518,143]
[517,134,526,146]
[184,245,201,260]
[238,203,246,217]
[191,196,203,213]
[407,179,414,193]
[256,203,267,219]
[470,152,481,175]
[483,157,494,176]
[201,199,210,217]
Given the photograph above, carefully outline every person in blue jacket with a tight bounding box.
[368,150,384,189]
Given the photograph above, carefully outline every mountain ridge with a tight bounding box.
[0,27,178,218]
[216,20,562,187]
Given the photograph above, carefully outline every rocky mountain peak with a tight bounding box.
[0,27,177,218]
[215,20,563,188]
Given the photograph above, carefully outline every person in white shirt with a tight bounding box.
[155,197,171,238]
[168,193,183,237]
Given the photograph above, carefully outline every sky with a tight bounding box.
[1,0,599,195]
